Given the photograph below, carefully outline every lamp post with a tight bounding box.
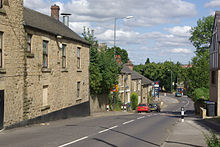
[112,16,133,111]
[168,70,173,93]
[113,16,133,56]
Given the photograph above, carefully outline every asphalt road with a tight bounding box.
[0,94,194,147]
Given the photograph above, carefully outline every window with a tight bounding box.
[77,47,80,69]
[43,85,48,106]
[212,71,216,84]
[138,80,141,91]
[62,44,66,68]
[27,34,32,52]
[43,40,48,68]
[121,75,123,85]
[0,32,2,68]
[77,82,80,98]
[0,0,2,8]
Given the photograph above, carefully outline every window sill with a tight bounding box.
[77,69,82,72]
[76,98,82,102]
[0,68,6,74]
[26,52,34,58]
[61,68,68,72]
[41,105,50,111]
[42,68,51,73]
[0,8,6,15]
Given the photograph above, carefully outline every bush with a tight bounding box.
[192,87,209,102]
[205,131,220,147]
[131,92,138,110]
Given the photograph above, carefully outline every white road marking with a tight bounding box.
[98,125,118,134]
[98,129,109,134]
[123,119,134,125]
[137,116,145,119]
[58,136,88,147]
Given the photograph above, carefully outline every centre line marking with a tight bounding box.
[58,136,88,147]
[123,119,134,125]
[98,125,118,134]
[137,116,145,119]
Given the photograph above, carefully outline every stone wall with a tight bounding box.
[0,0,90,128]
[0,0,26,126]
[90,94,108,113]
[24,28,90,120]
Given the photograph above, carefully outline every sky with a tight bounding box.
[24,0,220,65]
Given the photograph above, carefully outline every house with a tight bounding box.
[210,11,220,116]
[119,65,132,104]
[119,61,153,105]
[0,0,90,129]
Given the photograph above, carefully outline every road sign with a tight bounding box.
[111,85,118,92]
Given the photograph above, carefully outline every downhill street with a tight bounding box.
[0,94,194,147]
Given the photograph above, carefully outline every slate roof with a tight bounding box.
[121,64,153,86]
[23,7,89,45]
[121,65,132,74]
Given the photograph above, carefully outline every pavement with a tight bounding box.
[162,117,208,147]
[161,94,211,147]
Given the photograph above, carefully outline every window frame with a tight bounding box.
[77,47,80,69]
[62,44,66,68]
[27,34,32,52]
[43,40,48,68]
[0,32,3,68]
[77,82,80,98]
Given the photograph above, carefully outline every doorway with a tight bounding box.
[0,90,4,130]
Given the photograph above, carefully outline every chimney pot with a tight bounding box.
[51,4,60,20]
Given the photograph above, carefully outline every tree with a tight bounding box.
[82,27,120,95]
[189,16,214,54]
[110,47,129,64]
[145,58,150,64]
[187,16,214,98]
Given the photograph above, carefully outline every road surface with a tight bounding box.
[0,94,194,147]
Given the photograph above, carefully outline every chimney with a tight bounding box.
[126,60,133,71]
[61,13,71,27]
[51,4,60,20]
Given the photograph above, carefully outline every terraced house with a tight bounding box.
[119,61,153,105]
[0,0,90,129]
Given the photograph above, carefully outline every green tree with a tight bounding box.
[145,58,150,64]
[110,47,129,64]
[188,15,214,98]
[82,27,120,95]
[189,16,214,54]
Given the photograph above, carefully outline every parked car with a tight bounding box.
[175,92,182,97]
[148,103,161,112]
[137,103,151,113]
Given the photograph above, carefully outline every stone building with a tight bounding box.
[210,11,220,116]
[119,61,153,105]
[0,0,90,129]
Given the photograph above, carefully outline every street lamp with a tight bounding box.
[113,16,133,56]
[168,70,173,93]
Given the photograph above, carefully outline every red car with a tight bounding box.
[137,103,151,113]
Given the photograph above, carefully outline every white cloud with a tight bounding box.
[23,0,196,64]
[205,0,220,8]
[165,26,191,37]
[170,48,192,54]
[69,22,91,34]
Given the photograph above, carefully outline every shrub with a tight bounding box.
[205,131,220,147]
[131,92,138,110]
[192,87,209,102]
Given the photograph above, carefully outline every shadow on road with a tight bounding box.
[99,126,160,146]
[92,138,118,147]
[165,140,204,147]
